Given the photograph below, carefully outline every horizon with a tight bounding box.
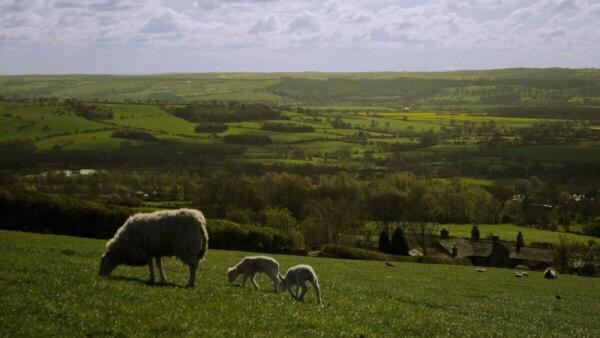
[2,0,600,74]
[2,66,600,77]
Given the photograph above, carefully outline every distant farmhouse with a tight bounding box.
[437,233,553,269]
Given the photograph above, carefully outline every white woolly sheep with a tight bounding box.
[280,264,322,304]
[227,256,281,291]
[99,208,208,288]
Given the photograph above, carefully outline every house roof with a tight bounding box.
[438,238,552,263]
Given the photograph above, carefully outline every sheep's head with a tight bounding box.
[99,252,119,276]
[227,267,238,283]
[278,275,289,292]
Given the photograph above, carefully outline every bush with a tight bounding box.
[390,227,409,255]
[261,122,315,133]
[195,123,228,133]
[583,221,600,237]
[321,244,472,266]
[0,189,130,239]
[207,219,297,253]
[111,129,159,142]
[171,103,280,123]
[553,237,597,275]
[66,100,113,120]
[321,244,395,261]
[223,134,272,145]
[0,138,36,153]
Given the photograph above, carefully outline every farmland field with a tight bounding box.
[2,96,597,173]
[1,230,599,337]
[442,224,596,245]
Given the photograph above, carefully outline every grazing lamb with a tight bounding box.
[280,264,322,304]
[99,208,208,288]
[544,267,558,279]
[227,256,281,291]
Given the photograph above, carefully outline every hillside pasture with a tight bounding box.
[1,230,599,337]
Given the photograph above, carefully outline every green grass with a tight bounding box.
[3,98,600,171]
[443,224,596,245]
[0,102,106,141]
[35,131,142,151]
[108,104,196,135]
[1,230,599,337]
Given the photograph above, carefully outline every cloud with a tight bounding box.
[249,16,277,34]
[0,0,599,72]
[140,10,190,34]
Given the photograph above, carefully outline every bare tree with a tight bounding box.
[411,222,438,256]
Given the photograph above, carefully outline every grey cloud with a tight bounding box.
[249,16,277,34]
[54,0,139,12]
[285,13,318,33]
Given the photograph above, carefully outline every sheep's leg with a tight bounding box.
[186,261,198,289]
[287,284,296,299]
[311,279,322,304]
[242,274,248,288]
[298,281,308,301]
[147,259,155,284]
[268,272,279,292]
[155,257,166,284]
[251,273,259,289]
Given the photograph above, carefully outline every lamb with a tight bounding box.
[279,264,322,304]
[98,208,209,288]
[544,267,558,279]
[227,256,281,291]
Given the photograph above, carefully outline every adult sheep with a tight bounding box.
[99,208,208,288]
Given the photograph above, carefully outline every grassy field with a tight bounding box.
[2,72,600,173]
[0,100,570,166]
[1,230,599,337]
[443,224,596,245]
[3,69,600,108]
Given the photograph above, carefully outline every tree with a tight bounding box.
[557,191,573,232]
[419,130,439,147]
[516,231,524,254]
[471,225,480,241]
[390,227,409,255]
[301,197,360,248]
[411,222,437,256]
[378,229,391,253]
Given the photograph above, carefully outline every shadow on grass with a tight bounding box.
[106,275,181,288]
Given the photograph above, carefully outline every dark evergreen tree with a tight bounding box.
[516,231,524,254]
[378,229,391,253]
[471,225,480,241]
[390,227,409,256]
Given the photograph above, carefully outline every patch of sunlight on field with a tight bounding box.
[444,223,595,245]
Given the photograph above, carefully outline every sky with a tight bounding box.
[1,0,600,74]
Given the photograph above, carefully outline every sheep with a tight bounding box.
[544,267,558,279]
[98,208,208,288]
[227,256,281,291]
[280,264,322,304]
[475,267,486,272]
